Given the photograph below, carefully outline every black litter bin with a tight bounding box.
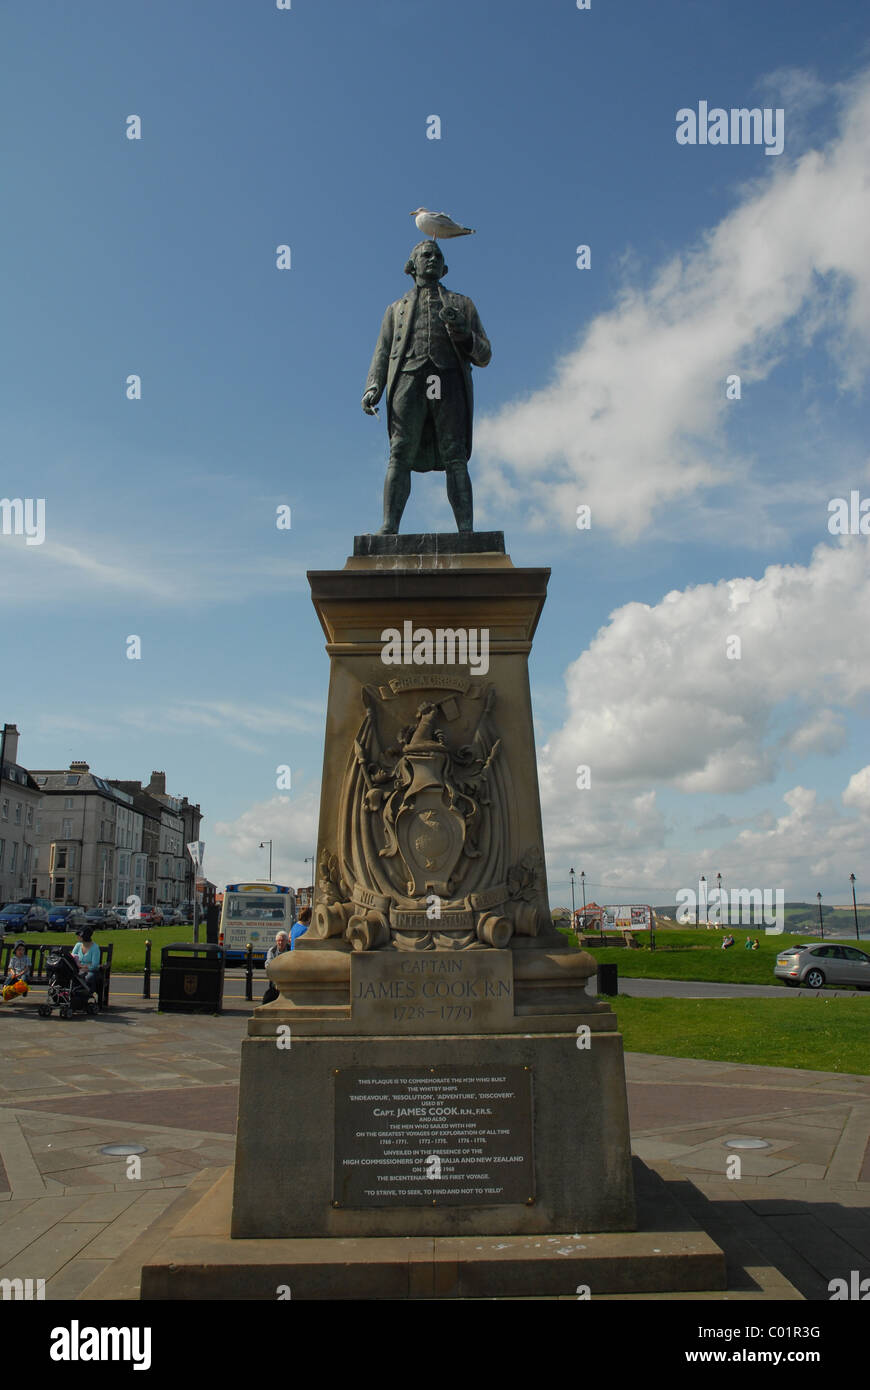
[597,962,618,996]
[158,942,225,1013]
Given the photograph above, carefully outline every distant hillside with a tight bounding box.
[654,902,870,934]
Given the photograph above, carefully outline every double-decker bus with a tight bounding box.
[218,882,296,964]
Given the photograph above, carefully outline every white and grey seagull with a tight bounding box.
[410,207,476,240]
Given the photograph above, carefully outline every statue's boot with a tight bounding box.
[379,463,411,534]
[446,463,474,532]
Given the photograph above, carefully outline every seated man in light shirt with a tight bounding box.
[262,930,290,1005]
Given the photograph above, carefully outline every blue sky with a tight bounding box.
[3,0,869,906]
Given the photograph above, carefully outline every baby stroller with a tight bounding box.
[38,945,101,1019]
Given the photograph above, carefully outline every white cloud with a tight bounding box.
[210,793,319,892]
[0,536,307,608]
[544,774,869,907]
[34,700,324,756]
[539,540,870,815]
[476,70,870,538]
[122,700,323,751]
[727,783,866,890]
[786,708,847,756]
[842,765,870,817]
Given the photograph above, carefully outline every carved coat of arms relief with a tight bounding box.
[314,677,546,951]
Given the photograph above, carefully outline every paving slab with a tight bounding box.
[62,1191,147,1222]
[45,1257,114,1300]
[78,1198,179,1260]
[0,1197,85,1265]
[766,1212,868,1283]
[0,1219,106,1281]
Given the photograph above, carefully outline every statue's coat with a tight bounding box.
[365,284,491,470]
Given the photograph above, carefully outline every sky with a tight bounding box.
[2,0,869,909]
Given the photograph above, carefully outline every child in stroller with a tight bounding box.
[38,945,101,1019]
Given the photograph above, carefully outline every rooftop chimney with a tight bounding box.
[69,760,90,773]
[2,724,20,765]
[148,771,167,796]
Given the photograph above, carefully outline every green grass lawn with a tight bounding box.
[6,924,205,972]
[610,995,870,1074]
[556,925,859,986]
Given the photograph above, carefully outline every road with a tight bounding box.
[101,971,869,1004]
[593,975,868,1000]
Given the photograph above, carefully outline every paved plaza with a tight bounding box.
[0,987,868,1300]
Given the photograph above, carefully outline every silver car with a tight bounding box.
[775,942,870,990]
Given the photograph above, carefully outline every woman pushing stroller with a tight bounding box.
[39,932,102,1019]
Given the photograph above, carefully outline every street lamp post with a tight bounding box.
[581,870,586,917]
[569,867,576,928]
[816,891,824,940]
[304,856,314,908]
[698,875,706,927]
[259,840,272,880]
[850,874,860,942]
[716,871,723,928]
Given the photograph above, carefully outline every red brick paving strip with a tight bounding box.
[628,1083,846,1131]
[10,1082,863,1151]
[9,1085,239,1134]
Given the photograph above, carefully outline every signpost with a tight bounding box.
[187,841,205,943]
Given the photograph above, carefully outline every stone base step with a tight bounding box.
[139,1159,736,1300]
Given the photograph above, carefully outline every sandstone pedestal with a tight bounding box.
[140,535,725,1299]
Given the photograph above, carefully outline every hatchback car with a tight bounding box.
[82,907,120,930]
[775,942,870,989]
[0,902,50,932]
[138,906,163,925]
[47,905,88,931]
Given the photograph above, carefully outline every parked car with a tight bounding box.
[109,904,134,929]
[138,906,164,926]
[161,906,184,927]
[0,902,50,934]
[775,942,870,990]
[82,907,121,931]
[47,905,88,931]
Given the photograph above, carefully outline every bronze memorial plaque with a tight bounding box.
[333,1065,534,1207]
[350,950,514,1034]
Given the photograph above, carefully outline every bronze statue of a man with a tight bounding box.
[362,240,491,533]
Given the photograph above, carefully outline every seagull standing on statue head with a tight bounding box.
[410,208,476,240]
